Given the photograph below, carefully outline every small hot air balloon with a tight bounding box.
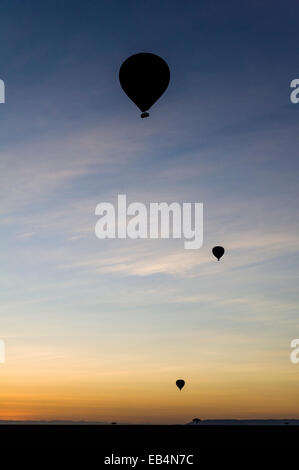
[119,52,170,118]
[212,246,225,261]
[176,379,185,391]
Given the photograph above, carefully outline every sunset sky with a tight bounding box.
[0,0,299,423]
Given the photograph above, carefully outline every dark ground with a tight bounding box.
[1,425,298,465]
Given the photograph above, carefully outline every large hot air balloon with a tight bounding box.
[212,246,225,261]
[119,53,170,118]
[176,379,185,391]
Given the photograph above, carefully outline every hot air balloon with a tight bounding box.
[212,246,225,261]
[176,379,185,391]
[119,52,170,118]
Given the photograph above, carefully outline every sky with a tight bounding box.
[0,0,299,423]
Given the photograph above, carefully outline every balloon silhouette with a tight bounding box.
[176,379,185,391]
[212,246,225,261]
[119,53,170,118]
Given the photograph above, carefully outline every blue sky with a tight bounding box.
[0,0,299,422]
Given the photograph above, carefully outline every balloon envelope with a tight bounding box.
[212,246,225,261]
[119,53,170,117]
[176,379,185,391]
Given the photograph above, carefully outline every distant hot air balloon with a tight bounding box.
[176,379,185,391]
[212,246,225,261]
[119,52,170,118]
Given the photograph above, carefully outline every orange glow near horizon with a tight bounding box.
[1,339,299,423]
